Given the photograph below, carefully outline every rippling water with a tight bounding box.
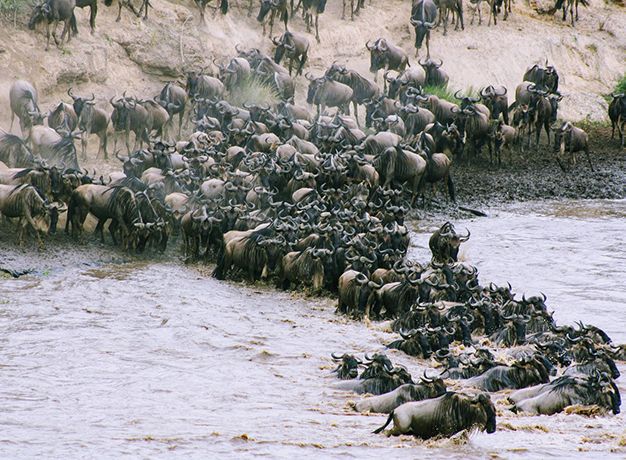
[0,200,624,458]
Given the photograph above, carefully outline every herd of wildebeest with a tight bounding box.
[2,0,626,443]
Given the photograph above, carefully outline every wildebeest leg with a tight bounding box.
[45,21,52,51]
[95,218,106,243]
[341,0,346,19]
[353,101,360,127]
[116,1,122,21]
[315,13,320,43]
[584,146,594,171]
[81,133,88,160]
[126,128,132,154]
[90,3,97,33]
[544,121,550,146]
[101,131,108,159]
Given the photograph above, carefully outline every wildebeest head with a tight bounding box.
[429,222,470,264]
[547,92,563,123]
[418,58,443,85]
[272,32,295,64]
[360,352,394,379]
[410,17,435,52]
[331,353,362,379]
[28,1,51,29]
[365,39,389,74]
[305,74,325,105]
[68,88,95,118]
[473,393,497,433]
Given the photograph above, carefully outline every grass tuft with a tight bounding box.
[0,0,30,22]
[423,84,480,104]
[227,75,280,108]
[613,73,626,95]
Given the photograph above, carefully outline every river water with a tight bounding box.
[0,200,624,459]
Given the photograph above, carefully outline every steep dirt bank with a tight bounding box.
[0,0,624,128]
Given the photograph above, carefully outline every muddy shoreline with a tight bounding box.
[419,125,625,219]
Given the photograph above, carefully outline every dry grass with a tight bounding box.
[227,75,280,108]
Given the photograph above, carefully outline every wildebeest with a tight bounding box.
[186,71,226,100]
[419,58,449,87]
[410,0,438,58]
[373,392,496,438]
[366,39,409,86]
[47,102,78,134]
[305,74,353,117]
[156,82,188,139]
[104,0,149,22]
[301,0,327,43]
[337,270,378,318]
[277,247,330,293]
[331,353,361,379]
[68,89,110,159]
[257,0,289,37]
[554,0,588,26]
[0,132,35,168]
[523,62,559,93]
[110,95,153,154]
[66,184,142,250]
[9,80,42,138]
[0,184,52,247]
[464,356,550,392]
[212,222,283,281]
[28,0,76,51]
[385,67,426,101]
[436,0,464,34]
[509,372,621,415]
[193,0,228,21]
[326,65,380,127]
[429,222,470,264]
[355,374,447,413]
[480,85,509,124]
[608,93,625,148]
[372,146,427,205]
[553,121,593,172]
[28,126,79,169]
[272,31,309,76]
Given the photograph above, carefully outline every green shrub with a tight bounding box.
[423,84,479,104]
[613,73,626,95]
[0,0,30,21]
[227,75,280,108]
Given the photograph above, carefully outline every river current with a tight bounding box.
[0,199,624,458]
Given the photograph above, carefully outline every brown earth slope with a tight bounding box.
[0,0,624,128]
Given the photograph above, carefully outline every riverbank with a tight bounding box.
[417,124,625,220]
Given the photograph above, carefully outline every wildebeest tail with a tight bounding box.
[554,0,565,9]
[104,0,113,6]
[318,0,327,13]
[447,174,456,203]
[373,411,394,434]
[220,0,228,14]
[281,8,289,26]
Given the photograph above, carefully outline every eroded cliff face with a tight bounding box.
[0,0,624,127]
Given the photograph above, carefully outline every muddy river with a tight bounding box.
[0,200,624,458]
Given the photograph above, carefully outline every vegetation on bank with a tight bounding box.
[0,0,28,22]
[423,84,480,104]
[614,73,626,95]
[227,75,280,109]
